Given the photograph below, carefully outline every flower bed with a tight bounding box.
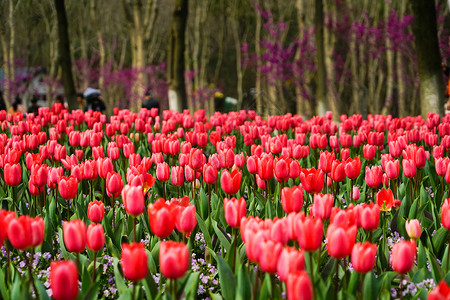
[0,107,449,299]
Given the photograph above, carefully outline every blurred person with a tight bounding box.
[0,91,6,111]
[8,96,26,114]
[27,96,40,114]
[76,93,85,110]
[83,87,106,113]
[142,89,159,110]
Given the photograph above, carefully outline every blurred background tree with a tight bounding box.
[0,0,449,118]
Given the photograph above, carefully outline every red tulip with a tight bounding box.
[376,188,395,212]
[121,242,148,281]
[344,157,361,180]
[156,162,170,182]
[351,242,377,273]
[171,166,184,187]
[203,163,217,185]
[385,160,400,179]
[7,216,33,250]
[122,185,145,217]
[391,240,416,274]
[86,224,105,252]
[300,168,324,194]
[363,144,376,161]
[358,203,380,231]
[175,204,197,235]
[295,213,323,252]
[148,198,176,238]
[330,159,346,182]
[159,241,190,279]
[277,247,305,282]
[4,163,21,187]
[50,260,79,300]
[326,222,357,259]
[258,239,283,273]
[311,193,333,220]
[319,151,335,173]
[286,271,313,300]
[63,219,86,253]
[220,169,242,195]
[353,186,360,201]
[58,176,78,200]
[97,157,113,179]
[30,163,48,187]
[234,153,245,168]
[83,159,98,180]
[281,186,304,214]
[402,159,416,178]
[428,280,450,300]
[87,200,105,223]
[274,157,290,182]
[435,157,450,177]
[441,198,450,230]
[224,197,246,228]
[258,154,274,181]
[365,165,382,188]
[405,219,421,240]
[106,172,123,198]
[189,148,205,170]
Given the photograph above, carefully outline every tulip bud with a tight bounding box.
[391,240,416,274]
[122,185,145,217]
[148,198,175,238]
[286,271,313,300]
[159,241,190,279]
[351,242,377,274]
[50,260,79,300]
[87,200,105,223]
[224,197,246,228]
[281,186,304,214]
[86,224,105,252]
[405,219,421,240]
[121,242,148,281]
[63,219,86,253]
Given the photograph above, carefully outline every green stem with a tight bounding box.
[232,228,238,273]
[171,279,177,299]
[92,251,97,282]
[334,259,339,300]
[111,196,115,231]
[27,250,38,297]
[132,282,137,300]
[133,216,137,242]
[309,251,315,297]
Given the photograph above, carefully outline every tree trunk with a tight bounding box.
[54,0,77,110]
[315,0,327,116]
[168,0,189,112]
[230,8,243,109]
[411,0,445,116]
[382,2,394,115]
[255,0,263,115]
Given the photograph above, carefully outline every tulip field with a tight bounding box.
[1,107,450,300]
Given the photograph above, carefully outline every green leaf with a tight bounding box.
[142,273,158,300]
[408,197,419,219]
[183,272,200,299]
[432,227,449,256]
[426,249,443,282]
[363,272,377,300]
[10,275,25,300]
[113,257,129,295]
[34,274,50,300]
[210,249,236,300]
[347,271,360,295]
[212,221,231,252]
[259,273,272,300]
[209,293,223,300]
[196,212,212,249]
[0,266,9,300]
[417,241,427,269]
[236,264,251,300]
